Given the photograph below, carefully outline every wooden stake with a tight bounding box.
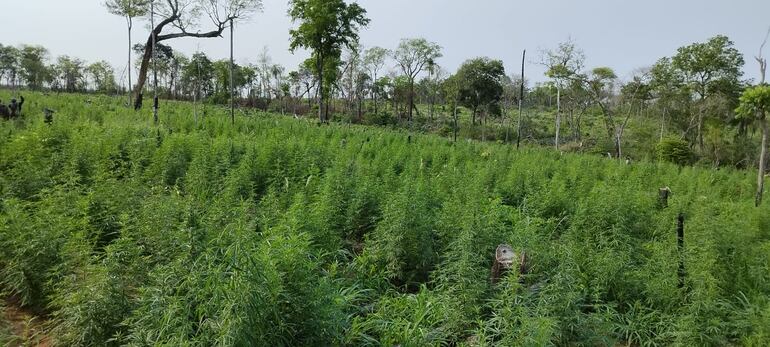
[677,213,686,289]
[516,50,526,150]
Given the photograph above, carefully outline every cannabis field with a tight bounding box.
[1,92,769,346]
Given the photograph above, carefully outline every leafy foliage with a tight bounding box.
[0,91,768,346]
[656,136,695,165]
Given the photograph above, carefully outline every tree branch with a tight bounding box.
[158,25,226,41]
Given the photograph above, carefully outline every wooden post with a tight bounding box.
[677,213,685,289]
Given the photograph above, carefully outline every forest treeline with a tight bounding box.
[1,0,769,179]
[1,33,765,168]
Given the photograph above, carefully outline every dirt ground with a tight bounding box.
[1,299,51,347]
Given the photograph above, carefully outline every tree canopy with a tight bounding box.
[454,57,505,118]
[288,0,369,121]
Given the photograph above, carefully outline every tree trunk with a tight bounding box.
[317,52,325,122]
[230,20,235,124]
[697,111,704,151]
[151,2,158,124]
[408,80,414,121]
[555,87,561,150]
[757,116,768,206]
[505,104,510,143]
[357,95,362,121]
[373,72,378,115]
[517,50,526,149]
[132,11,225,110]
[429,70,434,122]
[482,110,486,141]
[133,32,154,110]
[127,17,133,107]
[453,105,458,142]
[661,107,667,141]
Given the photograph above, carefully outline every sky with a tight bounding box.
[1,0,770,85]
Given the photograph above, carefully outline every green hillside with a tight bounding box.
[1,92,769,346]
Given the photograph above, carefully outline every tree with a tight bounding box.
[270,64,287,113]
[582,67,623,157]
[392,38,442,122]
[0,45,20,87]
[650,57,687,140]
[86,61,118,93]
[339,44,369,121]
[105,0,150,104]
[167,52,188,98]
[618,69,653,159]
[735,29,770,207]
[560,77,591,142]
[129,0,262,110]
[182,52,214,100]
[56,56,86,93]
[424,62,447,122]
[736,85,770,206]
[454,57,505,133]
[288,0,369,123]
[211,59,251,105]
[672,35,745,149]
[363,46,389,116]
[19,45,50,90]
[442,74,461,142]
[255,48,274,101]
[339,44,361,117]
[541,39,584,150]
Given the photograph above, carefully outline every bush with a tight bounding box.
[656,136,694,165]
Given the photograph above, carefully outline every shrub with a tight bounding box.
[656,136,694,165]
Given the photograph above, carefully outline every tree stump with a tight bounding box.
[43,109,54,125]
[491,244,526,284]
[659,187,671,208]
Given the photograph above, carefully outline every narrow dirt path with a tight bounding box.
[2,299,52,347]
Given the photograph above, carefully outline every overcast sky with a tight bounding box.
[2,0,769,85]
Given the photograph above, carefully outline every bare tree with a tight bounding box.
[757,27,770,85]
[130,0,262,110]
[752,27,769,206]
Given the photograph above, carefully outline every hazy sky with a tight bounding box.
[2,0,770,85]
